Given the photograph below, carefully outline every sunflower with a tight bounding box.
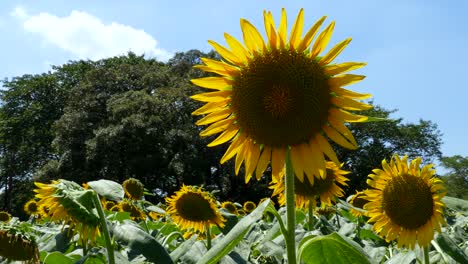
[24,199,40,216]
[118,200,146,221]
[0,230,39,261]
[363,155,447,249]
[348,191,369,217]
[221,201,239,215]
[191,8,371,184]
[243,201,257,213]
[34,180,101,243]
[0,211,11,222]
[166,185,225,233]
[122,178,145,200]
[271,162,349,209]
[103,200,116,211]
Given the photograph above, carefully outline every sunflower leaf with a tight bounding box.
[435,233,468,264]
[87,179,124,201]
[196,199,271,264]
[298,232,372,264]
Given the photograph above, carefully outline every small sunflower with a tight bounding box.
[221,201,239,215]
[0,230,39,261]
[191,8,371,184]
[364,155,447,249]
[118,200,146,221]
[0,211,11,222]
[24,199,40,216]
[348,191,369,217]
[315,206,336,217]
[271,162,349,209]
[122,178,145,200]
[103,200,116,211]
[243,201,257,213]
[148,211,163,221]
[166,185,225,233]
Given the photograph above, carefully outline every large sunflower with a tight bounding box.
[191,8,371,184]
[363,155,446,249]
[166,185,225,233]
[271,161,349,209]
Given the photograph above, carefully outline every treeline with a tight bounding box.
[0,51,446,218]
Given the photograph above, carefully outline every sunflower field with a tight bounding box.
[1,7,468,264]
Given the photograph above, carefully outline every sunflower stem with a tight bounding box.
[423,246,430,264]
[308,198,314,230]
[206,224,212,250]
[92,192,115,264]
[285,149,297,264]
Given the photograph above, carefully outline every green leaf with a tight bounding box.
[385,251,415,264]
[298,232,371,264]
[442,196,468,214]
[43,252,75,264]
[363,116,389,122]
[196,198,271,264]
[112,222,173,264]
[87,179,124,201]
[169,236,197,262]
[358,229,385,243]
[435,233,468,263]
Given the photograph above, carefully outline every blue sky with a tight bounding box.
[1,0,467,164]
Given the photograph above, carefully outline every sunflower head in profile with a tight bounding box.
[118,200,146,221]
[191,8,371,184]
[0,229,39,262]
[271,161,349,209]
[122,178,145,200]
[24,199,40,216]
[221,201,239,215]
[0,211,11,222]
[166,185,225,233]
[363,155,447,249]
[348,191,369,217]
[243,201,257,214]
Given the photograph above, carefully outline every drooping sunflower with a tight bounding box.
[24,199,40,216]
[348,191,369,217]
[166,185,225,233]
[363,155,447,249]
[271,162,349,209]
[221,201,239,215]
[34,180,101,243]
[118,200,146,221]
[191,8,371,184]
[122,178,145,200]
[0,229,39,262]
[243,201,257,214]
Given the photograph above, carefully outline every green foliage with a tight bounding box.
[441,155,468,199]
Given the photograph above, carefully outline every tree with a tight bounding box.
[440,155,468,199]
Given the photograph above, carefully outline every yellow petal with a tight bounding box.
[208,40,242,65]
[224,33,250,62]
[311,21,335,57]
[290,144,306,182]
[328,74,366,87]
[195,108,231,126]
[278,8,287,49]
[199,117,234,137]
[191,90,232,103]
[319,38,352,65]
[221,133,246,164]
[324,62,367,76]
[263,11,277,49]
[191,100,229,116]
[244,141,261,183]
[309,144,326,179]
[272,147,286,179]
[298,16,326,52]
[323,125,357,149]
[331,97,372,111]
[255,145,271,180]
[314,134,340,165]
[329,108,368,123]
[289,8,304,50]
[235,142,247,175]
[191,77,233,91]
[240,19,266,53]
[207,124,239,147]
[328,116,358,147]
[331,86,372,99]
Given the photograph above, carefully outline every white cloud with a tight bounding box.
[11,7,172,61]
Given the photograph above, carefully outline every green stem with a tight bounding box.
[206,224,212,250]
[92,192,115,264]
[82,238,88,256]
[308,198,314,231]
[423,246,430,264]
[285,149,297,264]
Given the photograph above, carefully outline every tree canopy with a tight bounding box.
[0,50,447,217]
